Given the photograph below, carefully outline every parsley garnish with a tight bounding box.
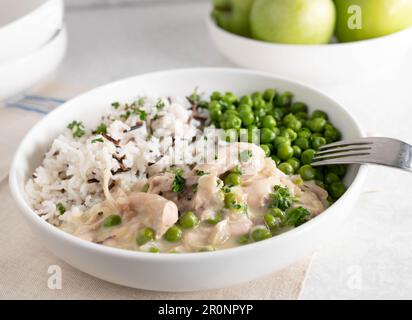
[239,150,253,162]
[67,121,85,138]
[111,102,120,109]
[269,185,293,211]
[195,170,208,176]
[137,97,146,106]
[56,203,66,215]
[171,169,186,193]
[95,123,107,135]
[91,137,104,143]
[285,206,310,227]
[156,99,165,110]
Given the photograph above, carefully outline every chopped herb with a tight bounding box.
[138,109,147,120]
[91,137,104,143]
[231,165,242,174]
[187,87,201,105]
[195,170,208,176]
[239,150,253,162]
[285,206,310,227]
[192,184,198,193]
[221,185,231,193]
[207,211,223,225]
[67,121,85,138]
[156,99,165,110]
[120,110,131,120]
[56,203,66,215]
[171,170,186,193]
[142,183,149,192]
[137,97,146,106]
[95,123,107,134]
[269,185,293,211]
[111,102,120,109]
[214,154,218,160]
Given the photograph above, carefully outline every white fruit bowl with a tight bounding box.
[9,68,367,292]
[207,16,412,86]
[0,0,64,62]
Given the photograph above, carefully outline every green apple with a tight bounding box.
[212,0,255,37]
[335,0,412,42]
[250,0,336,44]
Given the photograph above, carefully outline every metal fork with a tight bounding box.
[312,137,412,172]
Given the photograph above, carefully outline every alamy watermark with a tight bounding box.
[47,264,62,290]
[347,5,362,30]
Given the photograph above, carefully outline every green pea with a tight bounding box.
[211,91,222,101]
[260,128,276,144]
[179,211,199,229]
[307,118,326,133]
[277,143,294,160]
[315,180,326,189]
[292,145,302,158]
[260,144,272,157]
[251,91,263,101]
[209,100,221,111]
[247,126,260,143]
[238,103,252,113]
[148,247,160,253]
[274,136,290,147]
[312,110,328,120]
[287,119,302,132]
[223,91,238,104]
[238,234,249,245]
[328,181,347,199]
[225,104,236,111]
[281,128,297,141]
[266,207,285,221]
[264,214,280,229]
[164,225,183,242]
[136,227,155,245]
[240,95,253,106]
[325,172,340,185]
[327,164,347,177]
[324,126,341,143]
[224,172,242,186]
[271,108,284,121]
[239,110,255,126]
[299,165,317,181]
[103,214,122,227]
[254,107,266,118]
[311,136,327,150]
[283,113,297,126]
[278,162,294,175]
[301,149,316,165]
[224,193,237,208]
[253,98,266,109]
[291,102,308,114]
[315,167,324,181]
[287,157,301,172]
[225,115,242,129]
[298,128,312,139]
[210,109,222,121]
[274,91,293,107]
[262,115,277,129]
[263,88,277,102]
[271,155,281,166]
[251,227,272,242]
[295,112,309,121]
[294,137,311,150]
[207,211,223,225]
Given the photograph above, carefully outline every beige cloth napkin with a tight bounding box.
[0,85,312,300]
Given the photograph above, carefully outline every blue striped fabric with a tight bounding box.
[5,95,66,115]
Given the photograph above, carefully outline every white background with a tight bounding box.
[55,0,412,298]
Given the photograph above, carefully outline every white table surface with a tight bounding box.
[54,0,412,299]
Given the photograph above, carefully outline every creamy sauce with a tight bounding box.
[59,142,328,253]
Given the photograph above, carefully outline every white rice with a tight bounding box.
[25,94,213,224]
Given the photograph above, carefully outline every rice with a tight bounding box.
[25,94,212,224]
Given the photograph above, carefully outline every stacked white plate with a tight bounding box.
[0,0,66,101]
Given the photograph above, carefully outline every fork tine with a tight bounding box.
[316,145,372,156]
[313,152,371,162]
[318,139,373,151]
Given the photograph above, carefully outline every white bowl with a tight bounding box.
[0,0,64,62]
[207,16,412,86]
[0,26,67,101]
[9,68,367,292]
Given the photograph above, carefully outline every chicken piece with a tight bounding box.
[125,192,178,238]
[193,174,224,220]
[209,220,231,246]
[194,142,266,177]
[228,216,253,236]
[147,173,174,194]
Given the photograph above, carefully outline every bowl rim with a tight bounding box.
[207,14,412,48]
[9,67,367,262]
